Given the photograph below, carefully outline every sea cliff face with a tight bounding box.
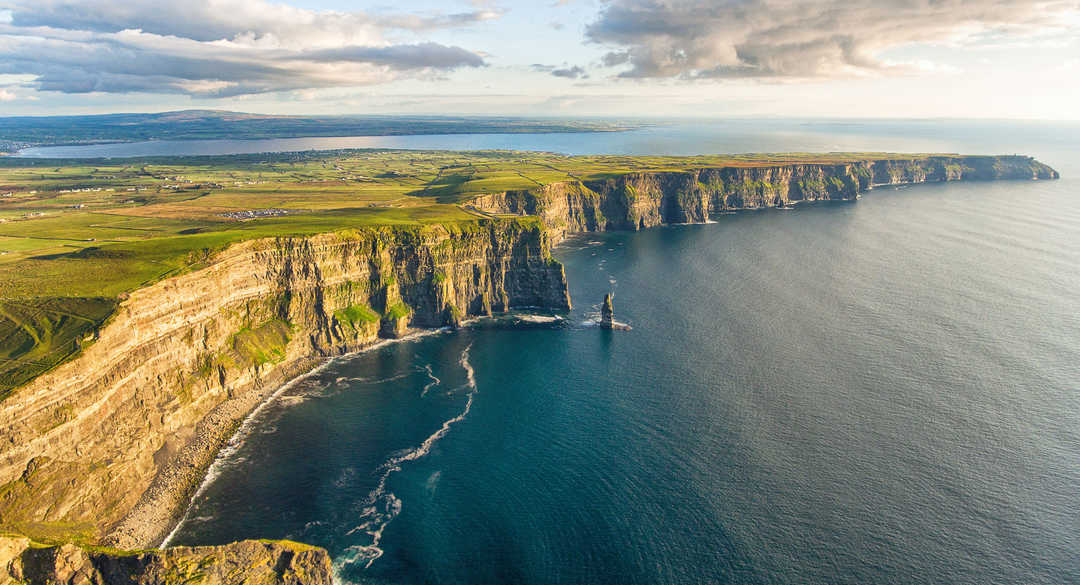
[0,536,332,585]
[0,220,568,549]
[0,154,1058,578]
[472,156,1058,242]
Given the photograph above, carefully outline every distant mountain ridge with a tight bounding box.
[0,110,633,151]
[105,109,294,123]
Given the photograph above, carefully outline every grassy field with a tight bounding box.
[0,148,949,395]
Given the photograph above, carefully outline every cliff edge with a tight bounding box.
[471,155,1057,242]
[0,536,332,585]
[0,220,569,550]
[0,152,1058,579]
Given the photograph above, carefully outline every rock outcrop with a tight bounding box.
[600,294,614,330]
[0,220,569,549]
[0,536,332,585]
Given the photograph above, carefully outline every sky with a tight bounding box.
[0,0,1078,119]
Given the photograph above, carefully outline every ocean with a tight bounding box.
[152,120,1078,585]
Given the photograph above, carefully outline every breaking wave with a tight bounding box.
[158,354,340,548]
[336,343,479,574]
[160,327,453,549]
[420,364,441,397]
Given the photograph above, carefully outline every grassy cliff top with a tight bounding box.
[0,149,975,291]
[0,149,1020,394]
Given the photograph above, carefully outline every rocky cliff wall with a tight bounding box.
[0,220,569,550]
[0,536,332,585]
[0,153,1057,576]
[472,156,1058,241]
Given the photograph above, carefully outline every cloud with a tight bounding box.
[552,65,588,79]
[586,0,1080,79]
[0,0,491,96]
[0,89,15,101]
[8,0,499,45]
[532,63,589,79]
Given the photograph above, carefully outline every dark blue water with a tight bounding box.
[166,122,1080,585]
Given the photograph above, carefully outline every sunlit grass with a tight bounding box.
[0,148,972,395]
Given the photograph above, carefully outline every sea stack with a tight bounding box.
[600,293,614,329]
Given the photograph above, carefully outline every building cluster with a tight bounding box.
[221,208,292,220]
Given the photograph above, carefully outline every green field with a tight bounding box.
[0,149,949,395]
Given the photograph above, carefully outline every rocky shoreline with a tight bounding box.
[156,325,457,550]
[0,535,333,585]
[0,222,570,551]
[0,154,1058,581]
[134,154,1059,553]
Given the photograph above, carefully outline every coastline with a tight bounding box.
[143,184,935,552]
[106,156,1063,550]
[10,127,640,158]
[154,326,456,548]
[0,153,1057,557]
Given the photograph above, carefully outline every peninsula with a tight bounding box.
[0,150,1058,581]
[0,110,636,154]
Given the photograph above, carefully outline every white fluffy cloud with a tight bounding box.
[586,0,1080,78]
[0,0,491,96]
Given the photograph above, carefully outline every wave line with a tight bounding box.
[337,343,478,573]
[420,363,441,397]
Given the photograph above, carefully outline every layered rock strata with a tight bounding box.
[0,154,1058,577]
[0,536,332,585]
[472,156,1058,242]
[0,221,568,549]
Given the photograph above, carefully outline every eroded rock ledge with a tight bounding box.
[0,536,332,585]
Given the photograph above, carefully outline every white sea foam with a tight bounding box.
[420,363,441,397]
[425,471,442,496]
[158,358,336,548]
[335,344,479,574]
[335,372,411,388]
[516,314,562,324]
[275,395,309,407]
[160,327,452,549]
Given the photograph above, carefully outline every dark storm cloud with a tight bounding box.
[585,0,1080,78]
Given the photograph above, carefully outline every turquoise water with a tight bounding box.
[166,121,1079,584]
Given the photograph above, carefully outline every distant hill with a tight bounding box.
[0,110,634,150]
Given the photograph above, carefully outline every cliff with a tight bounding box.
[472,155,1058,241]
[0,153,1058,580]
[0,536,332,585]
[0,220,568,550]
